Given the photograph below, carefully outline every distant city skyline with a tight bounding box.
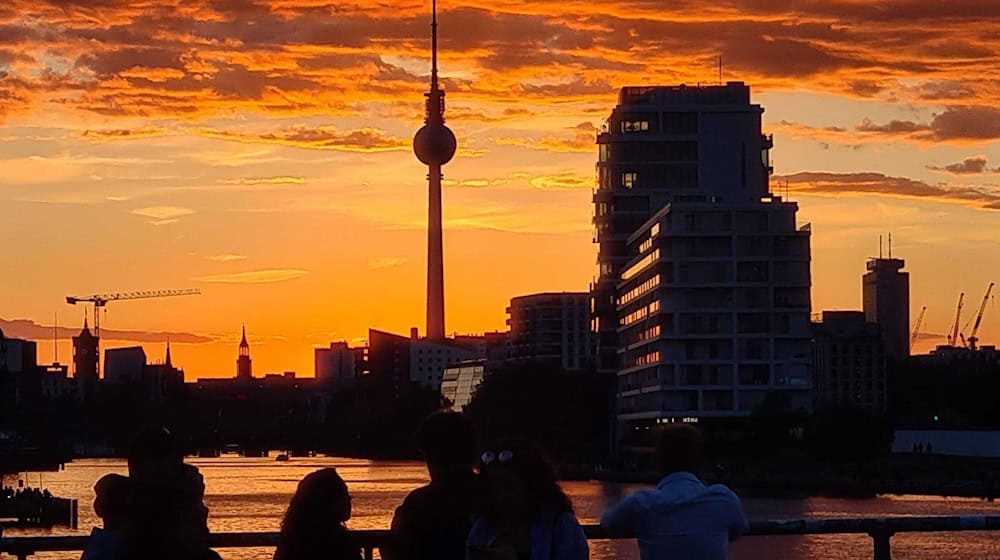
[3,1,999,377]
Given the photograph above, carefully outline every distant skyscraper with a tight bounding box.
[237,326,252,379]
[413,0,456,340]
[72,318,99,382]
[863,254,910,360]
[592,82,773,372]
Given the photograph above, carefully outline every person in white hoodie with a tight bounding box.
[600,424,748,560]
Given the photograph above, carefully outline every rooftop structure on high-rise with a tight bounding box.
[863,244,910,360]
[413,0,456,340]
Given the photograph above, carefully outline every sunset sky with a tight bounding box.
[3,0,1000,378]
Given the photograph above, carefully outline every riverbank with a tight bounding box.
[563,454,1000,500]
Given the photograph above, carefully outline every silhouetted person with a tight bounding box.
[118,427,219,560]
[467,440,588,560]
[389,411,483,560]
[275,468,360,560]
[601,424,747,560]
[81,474,133,560]
[926,442,933,455]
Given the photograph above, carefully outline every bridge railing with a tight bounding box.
[2,515,1000,560]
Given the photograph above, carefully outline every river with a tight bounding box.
[4,457,1000,559]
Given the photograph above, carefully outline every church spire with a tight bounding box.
[237,325,252,379]
[165,338,172,368]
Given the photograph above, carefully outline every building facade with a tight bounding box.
[812,311,887,411]
[616,196,812,427]
[507,292,592,371]
[592,82,773,372]
[441,359,486,411]
[863,257,910,360]
[410,337,482,390]
[104,346,147,384]
[315,342,357,385]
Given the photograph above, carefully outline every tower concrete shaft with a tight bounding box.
[427,163,445,339]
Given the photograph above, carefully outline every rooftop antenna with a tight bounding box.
[718,55,723,85]
[431,0,439,94]
[888,232,893,259]
[879,235,883,259]
[54,312,58,363]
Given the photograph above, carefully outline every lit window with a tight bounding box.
[623,172,637,189]
[622,120,650,133]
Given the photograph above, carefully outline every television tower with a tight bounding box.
[412,0,456,340]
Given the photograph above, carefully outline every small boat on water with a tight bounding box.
[275,453,289,462]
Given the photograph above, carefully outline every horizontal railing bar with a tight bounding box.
[3,516,1000,554]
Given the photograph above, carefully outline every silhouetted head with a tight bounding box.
[478,439,572,525]
[654,424,703,476]
[416,411,477,476]
[281,468,351,540]
[127,427,183,481]
[93,473,133,530]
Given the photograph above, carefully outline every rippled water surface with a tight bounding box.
[5,457,1000,559]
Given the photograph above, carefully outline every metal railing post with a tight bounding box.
[363,546,374,560]
[869,528,894,560]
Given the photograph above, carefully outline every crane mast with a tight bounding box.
[966,282,995,350]
[948,293,964,347]
[910,305,926,353]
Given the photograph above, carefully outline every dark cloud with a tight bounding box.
[777,171,1000,209]
[917,81,977,100]
[0,318,215,344]
[927,156,998,175]
[855,118,930,134]
[930,106,1000,140]
[846,80,885,97]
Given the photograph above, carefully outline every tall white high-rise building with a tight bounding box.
[593,84,813,442]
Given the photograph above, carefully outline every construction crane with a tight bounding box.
[66,289,201,338]
[965,282,995,351]
[910,305,926,353]
[947,293,964,347]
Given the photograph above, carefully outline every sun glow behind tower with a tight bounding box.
[412,0,456,341]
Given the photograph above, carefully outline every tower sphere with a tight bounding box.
[413,124,457,166]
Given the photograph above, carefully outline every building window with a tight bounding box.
[622,120,650,133]
[622,172,637,189]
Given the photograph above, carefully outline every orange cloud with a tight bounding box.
[777,171,1000,210]
[81,127,167,140]
[200,126,410,152]
[529,172,591,189]
[195,268,309,284]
